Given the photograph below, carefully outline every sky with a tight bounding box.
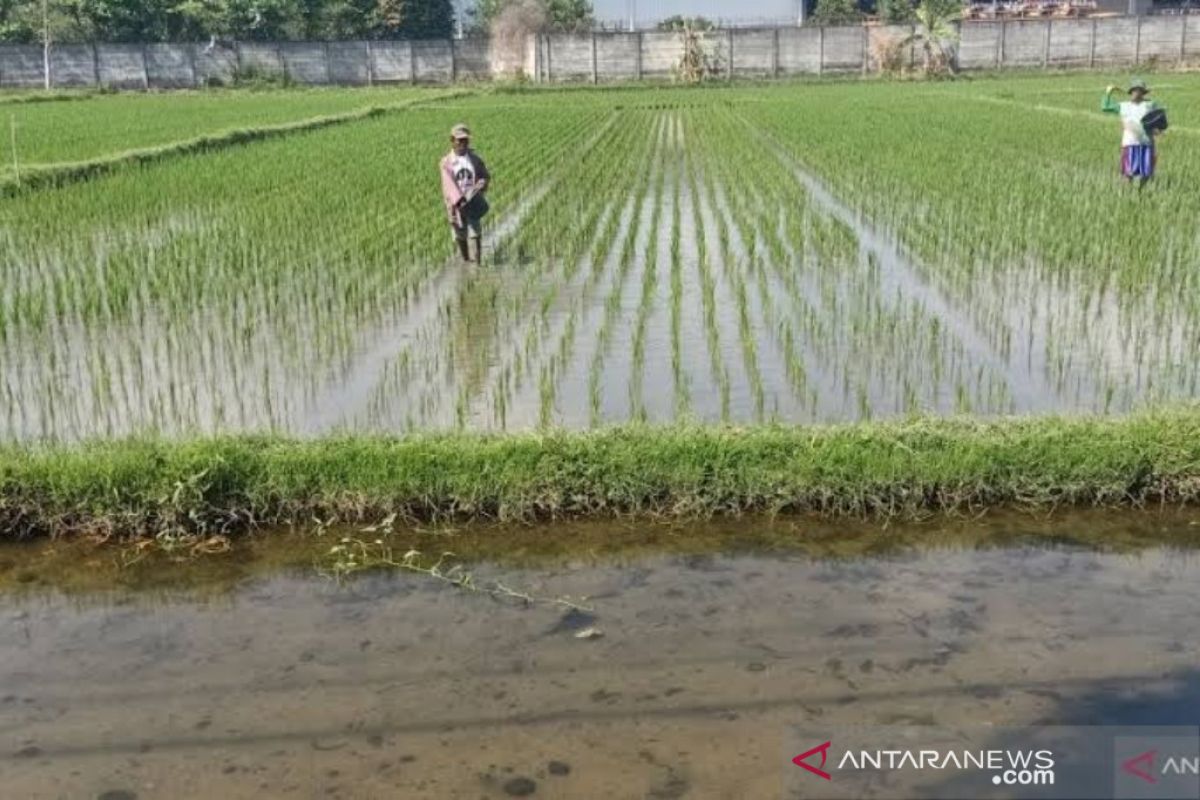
[590,0,801,26]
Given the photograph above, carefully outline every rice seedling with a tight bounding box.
[4,74,1200,455]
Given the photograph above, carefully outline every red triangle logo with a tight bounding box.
[1122,750,1157,784]
[793,741,833,780]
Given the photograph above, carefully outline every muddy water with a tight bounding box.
[4,511,1200,799]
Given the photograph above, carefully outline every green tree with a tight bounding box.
[57,0,178,41]
[220,0,301,40]
[657,14,713,31]
[898,0,960,74]
[168,0,225,40]
[876,0,914,24]
[544,0,589,31]
[323,0,374,37]
[470,0,590,34]
[811,0,861,25]
[0,0,90,42]
[374,0,454,38]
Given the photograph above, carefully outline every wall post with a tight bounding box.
[1133,15,1142,65]
[277,41,285,81]
[141,43,150,89]
[1089,17,1097,68]
[92,43,100,87]
[187,43,198,87]
[818,26,825,75]
[591,33,598,83]
[450,37,457,82]
[727,28,734,80]
[774,27,782,77]
[861,26,869,74]
[1180,14,1188,64]
[409,39,416,83]
[999,19,1007,68]
[365,40,374,85]
[635,31,643,80]
[1043,19,1051,68]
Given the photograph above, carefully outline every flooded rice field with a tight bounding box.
[4,510,1200,798]
[5,100,1200,443]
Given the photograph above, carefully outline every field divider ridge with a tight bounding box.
[4,408,1200,538]
[0,89,475,198]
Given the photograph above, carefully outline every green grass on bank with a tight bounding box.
[0,86,449,180]
[0,91,466,196]
[3,410,1200,539]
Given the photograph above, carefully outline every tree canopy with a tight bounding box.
[0,0,458,42]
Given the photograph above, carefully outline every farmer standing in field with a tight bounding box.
[1102,78,1166,188]
[440,123,491,263]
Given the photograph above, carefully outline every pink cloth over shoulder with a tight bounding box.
[440,150,490,226]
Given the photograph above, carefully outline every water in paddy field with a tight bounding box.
[6,105,1200,443]
[3,510,1200,798]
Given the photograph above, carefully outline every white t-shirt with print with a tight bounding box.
[451,153,476,196]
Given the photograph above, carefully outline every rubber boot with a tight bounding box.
[469,237,483,265]
[456,238,471,263]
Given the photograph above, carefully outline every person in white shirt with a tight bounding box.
[439,124,491,263]
[1101,78,1163,188]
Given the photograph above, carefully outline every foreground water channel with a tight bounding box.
[3,510,1200,799]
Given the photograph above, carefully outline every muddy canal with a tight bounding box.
[3,511,1200,799]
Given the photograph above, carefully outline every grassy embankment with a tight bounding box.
[3,409,1199,539]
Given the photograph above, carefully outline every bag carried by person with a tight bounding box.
[463,189,490,219]
[1142,108,1168,135]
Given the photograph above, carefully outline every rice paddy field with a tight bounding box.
[0,87,444,182]
[4,73,1200,533]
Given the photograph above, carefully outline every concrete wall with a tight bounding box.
[1,18,1196,90]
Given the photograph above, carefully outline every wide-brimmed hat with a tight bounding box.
[450,123,471,140]
[1128,78,1150,94]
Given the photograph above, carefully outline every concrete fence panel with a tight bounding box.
[779,27,823,73]
[959,22,1002,69]
[145,43,195,87]
[1002,20,1049,66]
[97,44,147,88]
[0,45,45,88]
[454,38,492,80]
[412,40,453,82]
[596,33,639,80]
[194,43,237,85]
[731,29,777,76]
[1185,16,1200,59]
[1048,19,1094,66]
[238,42,284,75]
[823,26,867,72]
[280,42,329,84]
[546,34,593,82]
[327,41,370,84]
[1139,16,1185,61]
[49,44,95,87]
[371,40,413,82]
[640,32,681,78]
[1093,16,1138,63]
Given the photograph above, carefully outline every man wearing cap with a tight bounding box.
[1101,79,1164,187]
[440,124,491,262]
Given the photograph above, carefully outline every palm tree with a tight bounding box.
[900,0,961,76]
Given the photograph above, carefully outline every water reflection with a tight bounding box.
[2,510,1199,798]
